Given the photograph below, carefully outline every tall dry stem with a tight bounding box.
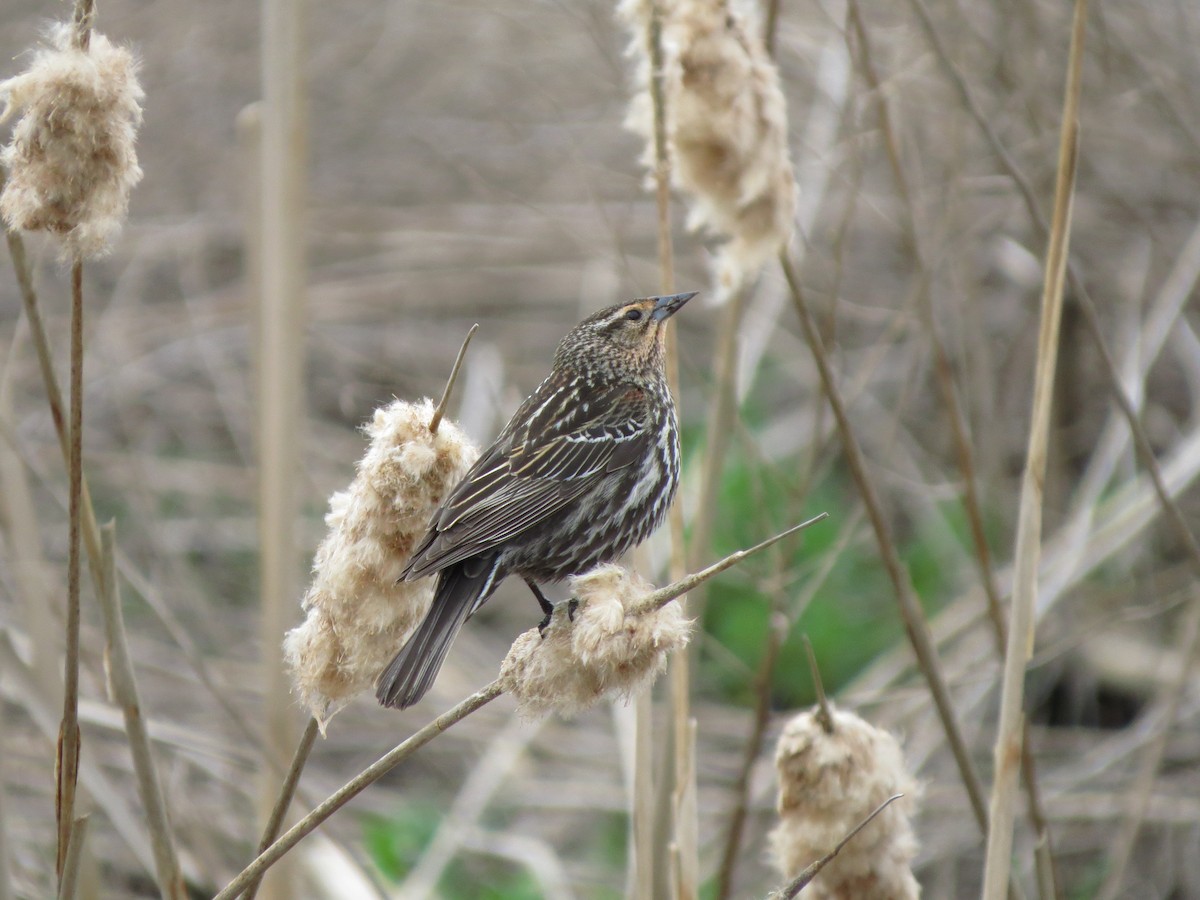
[981,2,1087,896]
[254,0,307,895]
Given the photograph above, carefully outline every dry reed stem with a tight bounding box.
[55,814,88,900]
[846,2,1059,888]
[981,3,1087,896]
[96,524,187,899]
[912,0,1200,603]
[211,680,505,900]
[255,3,307,893]
[242,717,320,900]
[779,251,992,833]
[56,257,84,884]
[766,796,905,900]
[633,2,693,893]
[429,322,479,434]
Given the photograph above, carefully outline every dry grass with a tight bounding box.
[2,0,1200,897]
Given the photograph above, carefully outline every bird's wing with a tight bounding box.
[401,381,651,578]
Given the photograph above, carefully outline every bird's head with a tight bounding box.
[554,292,697,378]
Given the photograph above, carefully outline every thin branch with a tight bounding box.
[97,524,187,899]
[631,514,829,616]
[243,718,321,900]
[780,251,991,833]
[767,795,905,900]
[429,323,479,434]
[982,3,1087,897]
[211,680,504,900]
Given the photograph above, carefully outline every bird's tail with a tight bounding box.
[376,557,498,709]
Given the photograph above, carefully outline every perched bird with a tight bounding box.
[376,292,695,709]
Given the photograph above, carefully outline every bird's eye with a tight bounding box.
[624,309,643,321]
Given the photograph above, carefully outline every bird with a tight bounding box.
[376,291,695,709]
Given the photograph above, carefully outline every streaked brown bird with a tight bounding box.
[376,291,695,709]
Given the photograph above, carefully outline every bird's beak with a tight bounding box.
[650,291,698,321]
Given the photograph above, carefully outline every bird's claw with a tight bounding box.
[537,598,580,638]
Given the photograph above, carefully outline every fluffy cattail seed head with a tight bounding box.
[621,0,796,299]
[284,399,478,729]
[498,564,691,719]
[0,23,144,259]
[769,703,921,899]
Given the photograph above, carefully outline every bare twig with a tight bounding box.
[780,250,991,833]
[97,524,187,899]
[982,4,1087,897]
[212,680,503,900]
[243,718,321,900]
[56,815,89,900]
[766,795,905,900]
[429,323,479,434]
[631,514,829,616]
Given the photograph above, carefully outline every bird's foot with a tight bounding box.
[537,598,581,638]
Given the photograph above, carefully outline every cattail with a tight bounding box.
[0,23,144,259]
[620,0,796,298]
[769,703,921,899]
[283,399,477,729]
[498,563,691,719]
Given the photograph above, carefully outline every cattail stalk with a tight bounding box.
[97,525,186,899]
[982,2,1087,895]
[253,1,308,896]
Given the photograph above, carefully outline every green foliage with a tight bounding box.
[361,808,545,899]
[700,450,974,708]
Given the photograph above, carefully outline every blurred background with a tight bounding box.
[2,0,1199,897]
